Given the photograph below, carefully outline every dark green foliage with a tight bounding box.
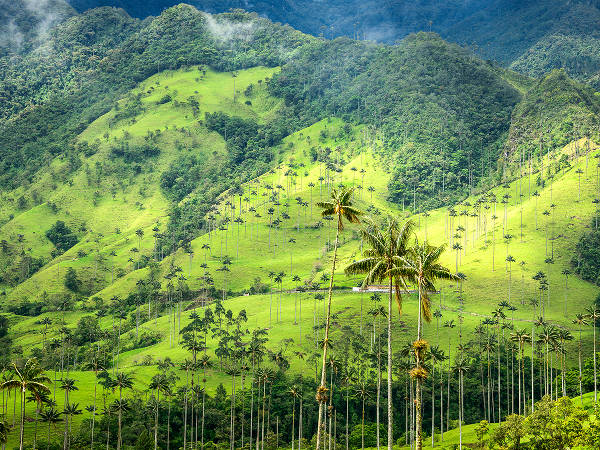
[73,315,101,344]
[205,111,282,164]
[572,217,600,285]
[46,221,78,252]
[348,423,387,448]
[0,6,313,188]
[6,300,45,316]
[505,70,600,166]
[68,0,600,82]
[110,141,161,163]
[269,33,521,208]
[64,267,81,292]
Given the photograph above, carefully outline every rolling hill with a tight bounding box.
[1,3,600,449]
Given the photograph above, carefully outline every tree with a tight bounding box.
[401,240,457,450]
[586,306,600,403]
[1,359,51,450]
[39,407,62,450]
[289,385,300,450]
[506,255,515,302]
[314,187,362,450]
[573,313,589,402]
[562,269,571,317]
[84,358,104,450]
[510,329,531,415]
[113,372,134,450]
[149,373,170,450]
[345,216,414,450]
[64,267,80,292]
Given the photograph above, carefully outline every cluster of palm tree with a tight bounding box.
[313,186,457,450]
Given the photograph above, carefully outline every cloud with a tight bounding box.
[1,0,66,52]
[201,12,256,43]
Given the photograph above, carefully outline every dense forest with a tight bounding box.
[64,0,600,83]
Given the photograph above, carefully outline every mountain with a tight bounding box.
[504,69,600,170]
[2,4,600,449]
[64,0,600,82]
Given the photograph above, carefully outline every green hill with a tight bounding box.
[2,4,600,449]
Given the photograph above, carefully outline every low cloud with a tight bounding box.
[202,12,257,43]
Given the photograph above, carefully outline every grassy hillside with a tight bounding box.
[1,10,600,447]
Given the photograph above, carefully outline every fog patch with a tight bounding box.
[1,0,67,52]
[202,12,256,43]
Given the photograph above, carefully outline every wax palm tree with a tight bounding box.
[149,373,170,450]
[562,269,571,317]
[506,255,515,302]
[1,358,51,450]
[401,240,457,450]
[198,354,213,448]
[39,407,61,450]
[429,345,446,447]
[573,313,589,402]
[345,216,414,450]
[453,356,469,449]
[289,385,300,450]
[510,329,531,415]
[354,382,371,450]
[84,358,104,450]
[586,306,600,403]
[113,372,133,450]
[59,378,78,450]
[63,402,81,447]
[314,187,362,449]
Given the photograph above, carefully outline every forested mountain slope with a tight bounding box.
[1,3,600,449]
[64,0,600,82]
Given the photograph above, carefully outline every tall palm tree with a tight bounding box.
[199,354,213,449]
[510,329,531,415]
[289,385,300,450]
[149,373,170,450]
[84,359,105,450]
[345,217,414,450]
[429,345,446,447]
[113,372,133,450]
[1,359,51,450]
[354,382,370,450]
[586,306,600,403]
[573,313,589,402]
[401,240,457,450]
[315,187,362,450]
[60,378,78,450]
[39,407,61,450]
[453,356,469,449]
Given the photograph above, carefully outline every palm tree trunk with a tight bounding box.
[291,397,296,450]
[579,325,583,403]
[594,322,597,403]
[431,363,435,448]
[118,389,122,450]
[315,223,340,450]
[91,374,97,450]
[19,387,25,450]
[387,274,393,450]
[415,285,424,450]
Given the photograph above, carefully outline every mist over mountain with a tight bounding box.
[0,0,75,54]
[62,0,600,82]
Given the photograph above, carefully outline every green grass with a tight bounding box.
[1,64,600,447]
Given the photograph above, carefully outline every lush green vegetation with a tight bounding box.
[504,70,600,171]
[2,3,600,449]
[269,33,521,209]
[67,0,600,82]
